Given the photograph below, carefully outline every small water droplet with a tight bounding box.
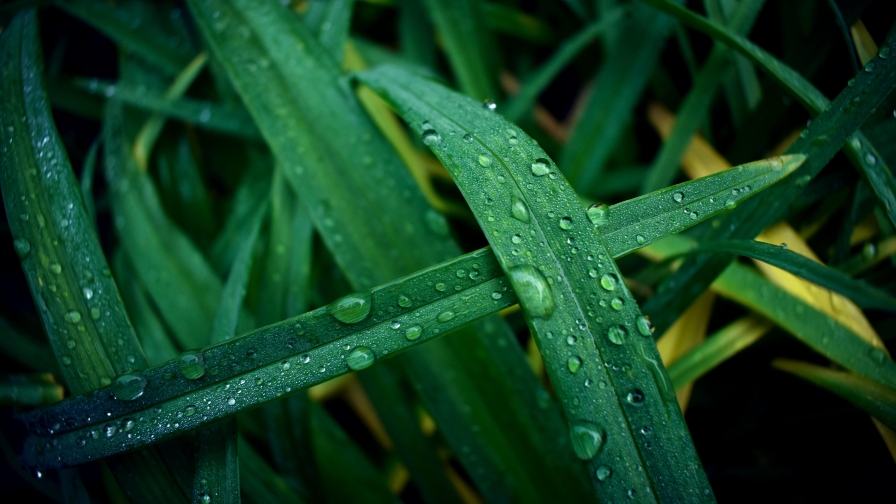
[588,268,598,278]
[104,424,117,437]
[510,196,530,222]
[90,308,101,320]
[478,154,492,167]
[227,397,236,406]
[725,199,737,209]
[184,405,197,417]
[626,389,645,405]
[64,311,82,323]
[567,355,583,373]
[121,418,135,431]
[531,158,550,177]
[422,129,441,146]
[635,234,646,245]
[491,291,503,300]
[329,292,372,323]
[13,238,30,260]
[865,153,877,166]
[610,297,624,310]
[397,294,412,308]
[179,351,206,379]
[586,203,609,227]
[346,346,375,370]
[595,465,612,481]
[607,325,628,345]
[880,46,891,59]
[864,61,875,72]
[463,134,473,142]
[558,216,572,230]
[405,325,423,341]
[49,263,62,274]
[435,282,447,292]
[672,191,684,203]
[599,273,618,291]
[112,371,147,400]
[511,234,522,244]
[569,421,605,460]
[483,99,496,111]
[437,311,456,323]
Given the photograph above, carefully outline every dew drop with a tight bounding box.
[610,297,624,311]
[586,203,609,227]
[478,154,492,167]
[347,346,375,370]
[511,234,522,244]
[569,421,605,460]
[635,234,646,245]
[397,294,412,308]
[64,311,82,323]
[293,322,305,336]
[567,355,583,373]
[179,351,206,380]
[463,133,473,142]
[506,265,555,318]
[626,389,645,405]
[90,308,101,320]
[405,325,423,341]
[184,405,197,417]
[422,129,441,146]
[121,418,135,431]
[49,263,62,274]
[672,191,684,203]
[510,196,530,223]
[636,315,654,337]
[599,273,618,291]
[329,292,372,323]
[531,158,550,177]
[491,291,503,300]
[558,216,572,230]
[595,465,612,481]
[437,311,456,323]
[607,325,628,345]
[482,99,496,111]
[112,370,147,401]
[724,199,737,210]
[13,238,30,260]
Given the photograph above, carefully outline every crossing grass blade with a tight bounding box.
[75,78,260,139]
[503,8,625,123]
[685,240,896,312]
[0,374,64,407]
[0,10,191,502]
[55,0,195,76]
[356,63,716,502]
[186,1,595,501]
[559,2,679,192]
[0,316,57,373]
[302,0,356,62]
[773,359,896,432]
[642,31,896,334]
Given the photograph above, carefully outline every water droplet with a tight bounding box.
[510,196,530,222]
[463,134,473,142]
[607,325,628,345]
[179,351,206,379]
[636,315,654,336]
[121,418,135,431]
[506,265,555,317]
[880,46,891,59]
[104,424,117,437]
[491,291,503,300]
[397,295,412,308]
[184,405,197,417]
[49,263,62,274]
[64,311,82,323]
[567,356,583,373]
[405,325,423,340]
[478,154,492,167]
[13,238,30,260]
[870,348,888,365]
[586,203,609,227]
[437,311,455,323]
[863,242,877,259]
[531,158,550,176]
[482,99,496,111]
[724,199,737,209]
[558,216,572,230]
[599,273,618,291]
[672,191,684,203]
[511,234,522,244]
[689,211,698,220]
[569,421,605,460]
[112,371,147,400]
[610,298,624,310]
[422,129,441,146]
[199,493,211,504]
[62,356,72,366]
[435,282,447,292]
[635,234,646,245]
[90,308,101,320]
[75,437,86,447]
[595,465,612,481]
[329,292,372,323]
[628,488,637,499]
[626,389,645,405]
[347,346,375,370]
[865,153,877,166]
[227,398,236,406]
[864,61,875,73]
[588,268,598,278]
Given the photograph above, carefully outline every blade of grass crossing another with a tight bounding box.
[0,10,189,502]
[357,64,716,502]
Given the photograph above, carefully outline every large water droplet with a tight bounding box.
[13,238,30,260]
[607,325,628,345]
[478,154,492,167]
[672,191,684,203]
[179,351,206,379]
[595,465,612,481]
[329,292,372,323]
[636,315,654,337]
[437,311,456,323]
[569,421,605,460]
[558,216,572,230]
[599,273,618,291]
[64,311,82,323]
[531,158,550,176]
[184,405,197,417]
[567,355,583,373]
[511,197,530,223]
[397,294,412,308]
[626,389,645,405]
[112,370,147,400]
[506,265,555,318]
[422,129,441,146]
[405,325,423,341]
[347,346,375,370]
[586,203,609,227]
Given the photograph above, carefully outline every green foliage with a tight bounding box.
[1,1,894,502]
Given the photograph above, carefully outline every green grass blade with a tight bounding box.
[238,437,307,504]
[103,100,224,350]
[0,316,57,373]
[80,138,100,227]
[56,0,195,75]
[642,32,896,334]
[194,420,240,504]
[356,63,715,502]
[398,0,437,68]
[305,0,356,62]
[503,8,625,123]
[602,155,804,258]
[666,316,772,387]
[420,0,499,100]
[0,374,64,407]
[482,3,553,44]
[686,239,896,312]
[773,359,896,431]
[559,2,678,192]
[187,1,593,500]
[76,78,259,139]
[640,0,765,193]
[0,10,190,501]
[639,0,896,228]
[19,248,516,467]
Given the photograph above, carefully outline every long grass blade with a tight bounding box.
[356,63,715,502]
